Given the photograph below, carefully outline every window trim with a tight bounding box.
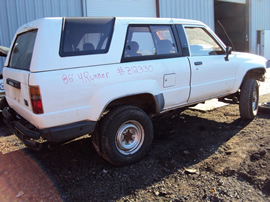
[121,24,182,63]
[175,24,190,57]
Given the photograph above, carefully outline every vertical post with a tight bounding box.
[156,0,160,17]
[245,0,250,52]
[82,0,88,17]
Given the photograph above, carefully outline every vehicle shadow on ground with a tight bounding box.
[15,107,253,201]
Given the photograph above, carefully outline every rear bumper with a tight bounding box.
[3,107,96,146]
[0,81,5,99]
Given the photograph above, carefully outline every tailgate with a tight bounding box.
[4,68,31,114]
[3,30,37,115]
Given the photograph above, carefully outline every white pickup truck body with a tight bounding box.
[2,17,267,165]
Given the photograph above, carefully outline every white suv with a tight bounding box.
[2,17,267,165]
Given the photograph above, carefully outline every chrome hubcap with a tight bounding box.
[116,120,144,155]
[252,89,258,112]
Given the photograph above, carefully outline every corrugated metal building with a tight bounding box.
[85,0,157,17]
[249,0,270,57]
[1,0,270,71]
[159,0,215,30]
[0,0,84,71]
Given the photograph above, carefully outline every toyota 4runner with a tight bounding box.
[2,17,267,165]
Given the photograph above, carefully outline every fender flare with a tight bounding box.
[88,80,162,120]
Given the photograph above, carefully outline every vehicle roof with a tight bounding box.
[14,16,206,37]
[18,16,204,30]
[114,17,204,25]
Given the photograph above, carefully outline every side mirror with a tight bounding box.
[225,46,232,61]
[0,46,9,57]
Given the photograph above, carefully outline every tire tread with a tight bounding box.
[239,79,259,119]
[96,105,153,166]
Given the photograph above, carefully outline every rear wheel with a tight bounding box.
[94,105,153,166]
[239,79,259,119]
[0,97,8,123]
[0,97,8,111]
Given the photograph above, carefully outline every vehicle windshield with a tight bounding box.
[8,30,37,70]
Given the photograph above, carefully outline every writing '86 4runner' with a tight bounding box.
[2,17,267,166]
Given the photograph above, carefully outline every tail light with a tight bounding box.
[29,86,44,114]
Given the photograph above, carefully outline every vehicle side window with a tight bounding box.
[151,26,178,55]
[60,17,115,57]
[184,27,225,56]
[123,25,179,61]
[125,26,155,57]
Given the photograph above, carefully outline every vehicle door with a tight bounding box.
[121,24,191,109]
[183,26,236,102]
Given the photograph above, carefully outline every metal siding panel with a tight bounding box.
[6,1,20,41]
[35,1,45,19]
[0,0,9,67]
[25,0,38,22]
[249,0,270,54]
[86,0,156,17]
[15,0,27,24]
[159,0,214,30]
[0,1,12,45]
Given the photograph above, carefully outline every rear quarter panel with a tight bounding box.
[29,61,163,129]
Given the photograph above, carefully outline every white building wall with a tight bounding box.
[249,0,270,55]
[159,0,215,30]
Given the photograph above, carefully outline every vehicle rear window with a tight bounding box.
[8,30,37,70]
[60,17,115,57]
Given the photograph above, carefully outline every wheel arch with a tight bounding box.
[221,67,266,106]
[235,67,266,92]
[242,67,266,82]
[104,93,164,117]
[90,80,163,121]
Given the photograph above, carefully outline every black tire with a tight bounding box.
[239,79,259,119]
[258,102,270,114]
[0,97,8,111]
[95,105,153,166]
[0,97,8,124]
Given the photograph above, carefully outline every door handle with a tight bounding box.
[194,61,203,65]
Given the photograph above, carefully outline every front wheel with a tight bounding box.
[239,79,259,119]
[95,105,153,166]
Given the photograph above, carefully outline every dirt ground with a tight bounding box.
[0,73,269,201]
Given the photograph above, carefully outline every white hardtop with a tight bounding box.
[11,17,204,39]
[5,17,205,73]
[16,16,204,29]
[114,16,203,25]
